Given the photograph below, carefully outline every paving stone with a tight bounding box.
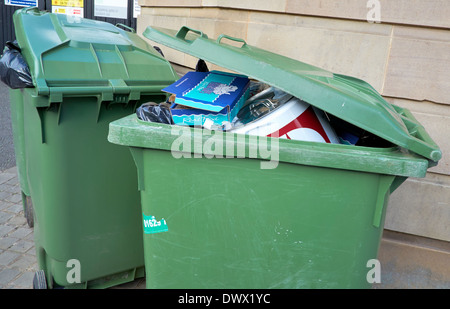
[4,177,19,186]
[0,224,15,237]
[0,172,15,185]
[27,247,36,257]
[4,167,17,175]
[9,240,34,254]
[0,212,13,225]
[6,203,23,214]
[0,251,19,266]
[10,270,34,288]
[0,268,20,284]
[5,193,22,204]
[6,214,26,226]
[8,227,32,239]
[0,236,16,250]
[0,200,15,211]
[0,190,13,201]
[9,254,37,271]
[24,232,34,242]
[1,184,20,194]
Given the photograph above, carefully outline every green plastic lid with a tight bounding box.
[143,26,441,162]
[12,8,178,105]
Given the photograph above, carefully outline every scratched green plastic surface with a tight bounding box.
[143,26,441,162]
[9,8,178,288]
[136,149,391,288]
[108,115,431,288]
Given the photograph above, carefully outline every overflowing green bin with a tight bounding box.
[108,26,441,289]
[8,9,178,288]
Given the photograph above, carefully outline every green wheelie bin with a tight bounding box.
[108,26,441,289]
[7,9,178,288]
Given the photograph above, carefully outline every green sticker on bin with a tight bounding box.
[143,214,168,234]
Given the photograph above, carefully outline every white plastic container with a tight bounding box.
[230,97,340,144]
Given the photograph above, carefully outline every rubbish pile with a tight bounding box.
[136,59,386,147]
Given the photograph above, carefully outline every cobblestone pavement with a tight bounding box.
[0,166,37,289]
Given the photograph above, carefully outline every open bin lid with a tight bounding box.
[143,26,441,163]
[12,8,178,105]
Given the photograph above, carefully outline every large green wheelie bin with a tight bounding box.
[108,26,441,289]
[8,9,178,288]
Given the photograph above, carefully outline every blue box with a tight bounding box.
[162,71,250,127]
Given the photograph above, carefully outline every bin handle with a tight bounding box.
[393,104,442,162]
[175,26,208,41]
[116,23,136,33]
[216,34,247,48]
[24,7,41,14]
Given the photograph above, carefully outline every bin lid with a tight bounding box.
[12,8,178,105]
[143,26,441,162]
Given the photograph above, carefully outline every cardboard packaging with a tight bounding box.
[163,71,250,127]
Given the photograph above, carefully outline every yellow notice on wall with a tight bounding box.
[52,0,84,17]
[52,0,83,6]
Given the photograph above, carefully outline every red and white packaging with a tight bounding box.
[230,97,340,144]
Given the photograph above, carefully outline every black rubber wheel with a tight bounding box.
[33,270,47,289]
[24,195,34,228]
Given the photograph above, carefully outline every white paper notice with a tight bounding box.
[94,0,128,19]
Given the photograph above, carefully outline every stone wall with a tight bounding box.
[137,0,450,242]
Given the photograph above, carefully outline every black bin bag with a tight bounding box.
[137,102,174,124]
[0,41,33,89]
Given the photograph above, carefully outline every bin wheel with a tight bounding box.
[33,270,47,289]
[24,195,34,228]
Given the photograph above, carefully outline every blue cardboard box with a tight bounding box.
[162,71,250,127]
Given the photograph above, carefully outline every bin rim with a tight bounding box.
[142,26,441,163]
[108,114,430,178]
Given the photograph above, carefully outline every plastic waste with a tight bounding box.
[0,41,33,89]
[136,102,173,124]
[231,86,293,128]
[195,59,209,72]
[229,84,341,144]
